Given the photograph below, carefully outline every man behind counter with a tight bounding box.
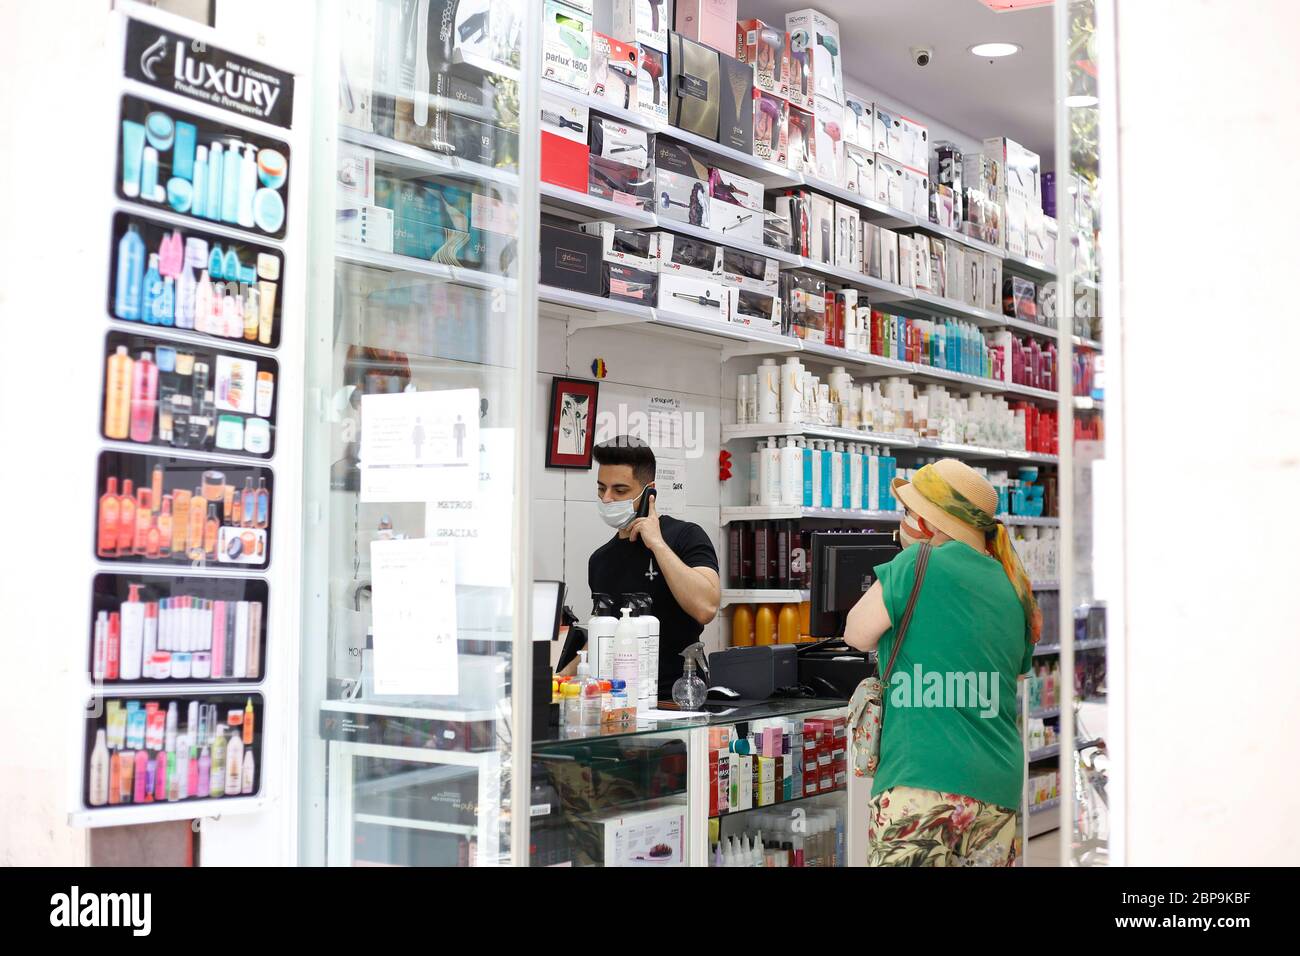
[586,437,720,696]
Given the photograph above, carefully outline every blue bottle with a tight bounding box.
[820,445,833,509]
[221,139,241,223]
[114,225,145,320]
[141,254,163,325]
[205,141,224,221]
[802,442,814,507]
[223,248,240,284]
[209,245,224,281]
[158,277,176,327]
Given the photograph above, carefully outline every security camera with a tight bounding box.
[912,46,933,67]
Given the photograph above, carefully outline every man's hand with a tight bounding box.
[627,494,665,553]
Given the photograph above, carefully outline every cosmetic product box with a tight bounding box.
[337,142,377,206]
[833,202,860,272]
[539,217,603,294]
[657,271,726,322]
[763,208,794,254]
[716,51,755,155]
[580,221,660,271]
[808,192,835,264]
[962,248,984,308]
[930,184,957,230]
[931,140,964,221]
[655,231,722,279]
[541,96,591,193]
[863,222,882,279]
[592,33,640,111]
[879,226,901,286]
[709,167,765,243]
[736,19,790,100]
[1026,203,1047,263]
[721,247,779,295]
[787,105,816,176]
[604,261,659,304]
[674,0,736,55]
[812,95,845,184]
[543,0,593,93]
[599,0,670,53]
[594,802,686,867]
[843,143,874,196]
[896,234,917,292]
[589,154,653,208]
[635,44,669,124]
[929,238,948,300]
[354,762,486,827]
[900,163,930,221]
[654,139,711,225]
[833,289,862,350]
[910,233,932,293]
[843,95,871,146]
[773,190,812,257]
[376,176,485,266]
[873,153,907,211]
[984,255,1003,313]
[782,270,827,342]
[1005,275,1038,322]
[872,103,929,170]
[753,91,789,164]
[786,9,843,106]
[590,116,651,170]
[710,167,764,211]
[724,287,782,331]
[336,204,395,253]
[668,31,721,141]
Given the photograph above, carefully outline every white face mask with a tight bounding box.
[898,512,933,549]
[597,486,648,530]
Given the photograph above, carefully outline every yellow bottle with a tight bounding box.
[731,604,754,647]
[778,604,800,644]
[798,601,813,642]
[754,604,777,646]
[104,346,133,440]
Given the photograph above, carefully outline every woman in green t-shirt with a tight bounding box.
[844,459,1043,867]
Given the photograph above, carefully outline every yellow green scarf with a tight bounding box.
[910,465,1044,643]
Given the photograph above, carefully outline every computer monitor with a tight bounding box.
[533,580,566,644]
[808,531,900,637]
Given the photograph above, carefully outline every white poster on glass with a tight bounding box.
[424,427,514,587]
[370,537,459,696]
[359,388,480,502]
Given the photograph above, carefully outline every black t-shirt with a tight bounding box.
[588,515,719,694]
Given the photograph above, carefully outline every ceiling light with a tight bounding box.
[1066,94,1099,107]
[969,42,1021,58]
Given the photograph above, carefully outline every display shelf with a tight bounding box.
[789,255,915,302]
[1074,396,1104,411]
[902,219,1006,260]
[1072,335,1103,350]
[1003,252,1055,283]
[652,311,798,355]
[353,813,478,836]
[335,243,510,292]
[903,290,1009,328]
[998,315,1060,340]
[339,126,520,189]
[722,422,917,448]
[540,182,658,228]
[1007,450,1060,465]
[1003,381,1060,402]
[1034,638,1107,657]
[712,784,845,820]
[798,175,915,230]
[1028,796,1061,816]
[721,505,904,525]
[720,589,810,607]
[796,340,916,376]
[1031,582,1060,591]
[912,438,1013,460]
[1030,707,1061,720]
[451,48,521,83]
[1001,515,1059,527]
[657,218,802,266]
[540,285,654,322]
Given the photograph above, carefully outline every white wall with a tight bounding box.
[534,315,726,654]
[1112,0,1300,864]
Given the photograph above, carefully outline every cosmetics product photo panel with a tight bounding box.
[83,692,264,810]
[90,573,269,686]
[117,95,291,239]
[95,451,274,570]
[102,331,279,459]
[108,212,284,348]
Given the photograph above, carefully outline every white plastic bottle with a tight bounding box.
[810,441,824,509]
[850,443,864,510]
[868,446,881,511]
[757,358,780,423]
[779,436,802,506]
[587,594,619,680]
[632,595,659,710]
[612,606,640,711]
[830,442,845,509]
[119,583,145,681]
[736,374,749,425]
[750,441,763,506]
[88,729,110,806]
[762,437,782,507]
[780,357,803,423]
[224,730,244,796]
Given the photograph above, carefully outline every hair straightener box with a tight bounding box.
[808,192,835,264]
[834,202,859,272]
[786,9,843,106]
[539,216,603,295]
[717,51,755,155]
[675,0,737,55]
[541,96,591,193]
[656,231,724,321]
[543,0,593,93]
[669,31,720,141]
[774,189,812,257]
[753,91,789,165]
[736,19,790,100]
[579,222,660,304]
[592,34,640,111]
[588,118,654,209]
[654,139,711,226]
[721,247,779,295]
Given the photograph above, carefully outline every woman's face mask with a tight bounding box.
[898,510,933,548]
[597,486,647,530]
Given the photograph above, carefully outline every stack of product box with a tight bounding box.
[710,717,841,817]
[802,715,846,797]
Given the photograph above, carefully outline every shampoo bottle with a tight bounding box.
[129,351,159,443]
[730,604,755,647]
[763,437,782,507]
[754,604,776,646]
[779,437,802,506]
[115,225,145,320]
[611,606,640,707]
[119,584,145,682]
[237,145,257,228]
[141,254,163,326]
[192,145,208,218]
[221,139,242,223]
[104,347,132,440]
[224,731,244,795]
[757,358,780,423]
[88,730,110,806]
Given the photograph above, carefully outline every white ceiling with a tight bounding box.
[741,0,1056,162]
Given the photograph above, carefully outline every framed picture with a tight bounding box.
[547,377,599,468]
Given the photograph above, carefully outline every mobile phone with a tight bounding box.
[636,486,657,519]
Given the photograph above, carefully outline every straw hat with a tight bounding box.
[892,459,997,552]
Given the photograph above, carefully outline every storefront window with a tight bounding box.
[298,0,537,866]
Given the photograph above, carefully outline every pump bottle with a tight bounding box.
[587,594,619,680]
[611,606,640,708]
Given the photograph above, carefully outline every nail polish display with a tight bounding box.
[108,213,284,348]
[116,96,291,238]
[95,453,273,568]
[90,574,268,684]
[102,332,278,458]
[84,694,262,809]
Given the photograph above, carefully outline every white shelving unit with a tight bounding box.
[722,422,916,448]
[1003,253,1056,283]
[720,589,810,607]
[721,505,904,526]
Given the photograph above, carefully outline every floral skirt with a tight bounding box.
[869,786,1018,867]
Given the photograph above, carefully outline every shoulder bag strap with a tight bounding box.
[880,543,931,683]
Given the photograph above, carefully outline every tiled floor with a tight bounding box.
[1026,827,1062,867]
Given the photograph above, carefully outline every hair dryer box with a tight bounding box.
[543,0,593,93]
[786,8,843,105]
[593,33,640,110]
[676,0,737,55]
[736,19,791,100]
[753,91,789,164]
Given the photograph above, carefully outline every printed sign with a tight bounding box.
[126,19,295,128]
